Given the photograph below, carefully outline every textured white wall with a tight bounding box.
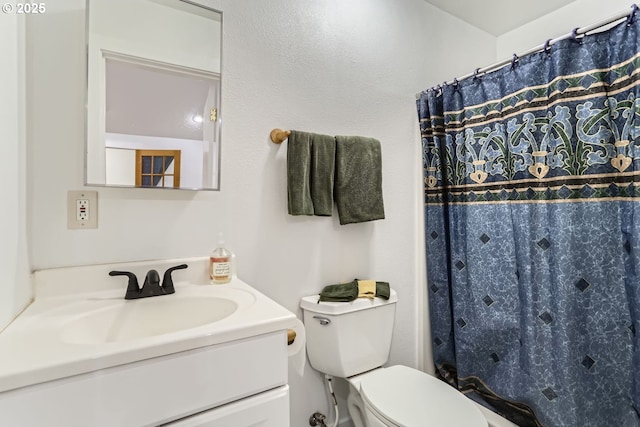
[24,1,495,425]
[0,13,30,330]
[497,0,633,60]
[218,1,496,423]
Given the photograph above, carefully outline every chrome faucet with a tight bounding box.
[109,264,188,300]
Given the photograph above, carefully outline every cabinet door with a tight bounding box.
[166,385,289,427]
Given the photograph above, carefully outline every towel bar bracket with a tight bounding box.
[270,128,291,144]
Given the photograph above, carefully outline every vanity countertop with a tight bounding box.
[0,258,297,394]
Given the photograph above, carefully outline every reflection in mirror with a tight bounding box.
[86,0,222,190]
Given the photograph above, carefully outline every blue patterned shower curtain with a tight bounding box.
[417,16,640,427]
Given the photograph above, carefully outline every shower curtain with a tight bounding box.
[417,16,640,427]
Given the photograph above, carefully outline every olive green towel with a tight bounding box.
[287,130,335,216]
[287,130,313,215]
[318,280,358,302]
[373,281,390,300]
[334,136,385,225]
[318,280,390,302]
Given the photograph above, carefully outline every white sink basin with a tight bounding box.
[60,296,239,344]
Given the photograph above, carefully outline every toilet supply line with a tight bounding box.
[325,374,339,427]
[309,374,339,427]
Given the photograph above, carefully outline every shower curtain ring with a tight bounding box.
[473,68,481,81]
[511,53,519,69]
[571,27,583,44]
[626,4,638,26]
[544,38,552,55]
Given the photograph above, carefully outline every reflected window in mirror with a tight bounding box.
[136,150,181,188]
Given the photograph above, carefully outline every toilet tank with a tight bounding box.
[300,289,397,378]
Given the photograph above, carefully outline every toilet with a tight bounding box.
[301,289,488,427]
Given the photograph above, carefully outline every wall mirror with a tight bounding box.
[85,0,222,190]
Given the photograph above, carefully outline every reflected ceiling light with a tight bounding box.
[192,114,203,123]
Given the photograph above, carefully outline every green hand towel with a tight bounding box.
[287,131,313,215]
[318,280,358,302]
[310,133,335,216]
[287,130,335,216]
[375,281,390,300]
[334,136,385,225]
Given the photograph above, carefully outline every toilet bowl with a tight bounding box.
[300,290,488,427]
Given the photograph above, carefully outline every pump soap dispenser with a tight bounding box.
[210,233,232,284]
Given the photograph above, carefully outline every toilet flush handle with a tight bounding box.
[313,315,331,326]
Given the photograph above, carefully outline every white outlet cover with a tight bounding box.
[67,190,98,229]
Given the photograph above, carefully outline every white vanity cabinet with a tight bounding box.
[0,259,299,427]
[0,331,289,427]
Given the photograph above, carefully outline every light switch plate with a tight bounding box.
[67,190,98,229]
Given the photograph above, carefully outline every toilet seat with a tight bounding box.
[356,365,487,427]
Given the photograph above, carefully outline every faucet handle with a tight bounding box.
[162,264,188,294]
[109,270,140,299]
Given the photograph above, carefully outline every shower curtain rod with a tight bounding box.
[415,4,639,99]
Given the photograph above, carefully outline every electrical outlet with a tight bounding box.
[68,190,98,229]
[76,199,89,221]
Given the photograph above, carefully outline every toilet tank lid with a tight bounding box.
[300,289,397,315]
